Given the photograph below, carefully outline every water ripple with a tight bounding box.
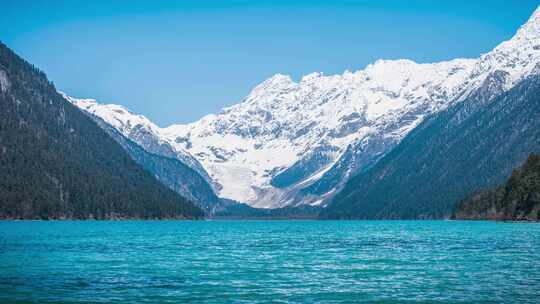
[0,220,539,303]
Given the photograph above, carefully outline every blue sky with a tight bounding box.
[1,0,539,126]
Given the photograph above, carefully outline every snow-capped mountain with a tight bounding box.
[161,59,476,208]
[72,6,540,209]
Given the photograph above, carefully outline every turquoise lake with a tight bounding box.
[0,220,539,303]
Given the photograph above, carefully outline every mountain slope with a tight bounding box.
[79,111,223,213]
[321,69,540,219]
[69,97,214,187]
[71,98,224,211]
[0,42,203,219]
[453,154,540,221]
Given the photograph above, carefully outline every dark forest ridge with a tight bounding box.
[454,154,540,221]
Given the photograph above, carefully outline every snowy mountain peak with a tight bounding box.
[494,6,540,56]
[469,6,540,92]
[255,73,294,89]
[514,5,540,41]
[73,99,160,136]
[301,72,324,83]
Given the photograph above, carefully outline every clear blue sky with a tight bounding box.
[1,0,539,126]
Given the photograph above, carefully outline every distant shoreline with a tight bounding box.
[1,217,538,222]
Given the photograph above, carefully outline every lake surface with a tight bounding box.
[0,220,539,303]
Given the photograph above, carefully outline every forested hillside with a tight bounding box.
[0,42,203,219]
[454,154,540,221]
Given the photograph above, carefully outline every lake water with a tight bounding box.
[0,220,539,303]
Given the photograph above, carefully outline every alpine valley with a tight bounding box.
[64,6,540,219]
[2,6,540,219]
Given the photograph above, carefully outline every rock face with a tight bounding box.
[74,5,540,211]
[453,154,540,221]
[0,42,203,220]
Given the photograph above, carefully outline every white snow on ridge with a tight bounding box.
[69,98,160,137]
